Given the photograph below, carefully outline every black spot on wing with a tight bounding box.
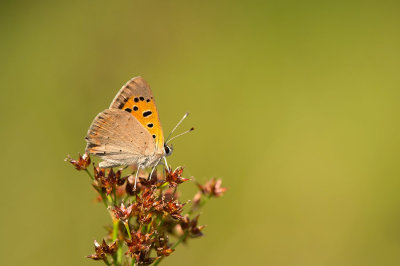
[143,111,152,117]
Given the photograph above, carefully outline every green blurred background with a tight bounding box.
[1,0,400,265]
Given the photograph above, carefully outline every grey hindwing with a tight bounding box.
[85,109,156,162]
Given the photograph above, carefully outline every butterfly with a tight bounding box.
[85,76,192,187]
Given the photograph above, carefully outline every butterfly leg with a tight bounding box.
[134,164,141,191]
[149,158,161,180]
[163,157,170,172]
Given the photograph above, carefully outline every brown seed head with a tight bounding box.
[180,214,205,238]
[65,153,91,170]
[125,231,156,264]
[197,178,227,198]
[93,166,123,195]
[162,199,185,220]
[165,167,190,187]
[87,239,118,260]
[111,202,138,222]
[154,235,175,257]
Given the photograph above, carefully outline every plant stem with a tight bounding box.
[123,194,130,203]
[124,222,132,239]
[116,247,123,265]
[102,258,111,266]
[188,195,211,215]
[112,220,119,239]
[112,219,120,265]
[107,194,113,203]
[113,187,117,205]
[159,182,169,189]
[84,168,108,207]
[172,231,188,249]
[146,223,151,233]
[95,187,108,207]
[85,169,94,180]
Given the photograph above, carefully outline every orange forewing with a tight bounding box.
[121,96,164,151]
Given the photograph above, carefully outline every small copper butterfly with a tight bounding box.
[85,77,192,187]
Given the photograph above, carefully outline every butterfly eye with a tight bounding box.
[164,145,173,156]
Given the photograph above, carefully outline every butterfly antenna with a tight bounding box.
[166,127,194,144]
[166,112,189,142]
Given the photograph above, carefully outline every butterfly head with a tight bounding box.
[164,143,173,157]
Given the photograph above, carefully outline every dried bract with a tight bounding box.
[154,235,174,257]
[65,153,91,170]
[180,214,205,238]
[162,199,185,220]
[87,239,118,260]
[165,167,190,187]
[111,202,138,222]
[93,166,123,195]
[197,178,227,198]
[67,156,226,265]
[125,231,157,264]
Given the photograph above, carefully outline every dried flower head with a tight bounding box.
[197,178,227,198]
[125,231,157,264]
[165,167,190,187]
[154,235,175,257]
[87,239,118,260]
[125,172,160,195]
[192,191,202,206]
[93,166,124,195]
[180,214,205,238]
[163,187,179,202]
[65,153,91,170]
[67,152,226,266]
[111,202,138,222]
[162,199,185,220]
